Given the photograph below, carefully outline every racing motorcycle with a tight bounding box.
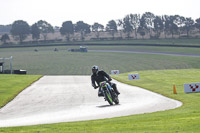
[99,81,119,105]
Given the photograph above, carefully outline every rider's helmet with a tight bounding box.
[92,65,99,75]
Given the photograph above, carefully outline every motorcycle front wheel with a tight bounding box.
[104,90,113,105]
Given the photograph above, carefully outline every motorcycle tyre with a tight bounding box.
[105,91,113,105]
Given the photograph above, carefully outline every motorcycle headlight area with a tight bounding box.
[100,81,107,87]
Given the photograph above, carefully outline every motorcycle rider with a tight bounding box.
[91,65,120,97]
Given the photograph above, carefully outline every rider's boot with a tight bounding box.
[98,91,104,97]
[114,88,120,95]
[98,88,104,97]
[112,84,120,95]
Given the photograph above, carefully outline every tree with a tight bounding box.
[137,26,146,39]
[117,19,124,39]
[121,15,133,39]
[162,15,168,38]
[195,18,200,33]
[31,23,40,40]
[138,15,148,39]
[37,20,54,41]
[130,14,140,39]
[141,12,155,37]
[60,21,74,41]
[0,25,11,33]
[173,15,185,37]
[92,22,104,39]
[183,17,194,37]
[106,20,117,39]
[10,20,30,43]
[0,34,10,44]
[153,16,164,38]
[74,21,91,41]
[164,15,178,38]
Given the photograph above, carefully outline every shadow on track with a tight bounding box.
[96,104,120,108]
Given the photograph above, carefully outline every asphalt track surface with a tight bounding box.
[0,76,182,127]
[1,49,200,57]
[89,50,200,57]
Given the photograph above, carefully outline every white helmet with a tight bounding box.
[92,65,99,74]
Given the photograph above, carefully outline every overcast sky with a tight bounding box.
[0,0,200,27]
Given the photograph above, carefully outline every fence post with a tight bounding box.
[10,56,13,74]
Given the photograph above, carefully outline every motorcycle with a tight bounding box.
[99,81,119,105]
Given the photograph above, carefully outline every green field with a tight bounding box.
[0,45,200,75]
[86,38,200,46]
[0,42,200,132]
[0,75,42,108]
[0,69,200,133]
[1,44,200,54]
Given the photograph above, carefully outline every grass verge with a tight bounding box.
[0,69,200,132]
[0,75,42,108]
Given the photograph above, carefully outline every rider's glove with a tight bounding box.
[108,78,112,81]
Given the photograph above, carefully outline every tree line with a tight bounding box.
[1,12,200,44]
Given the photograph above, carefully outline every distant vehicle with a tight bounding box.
[54,48,58,51]
[68,46,88,52]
